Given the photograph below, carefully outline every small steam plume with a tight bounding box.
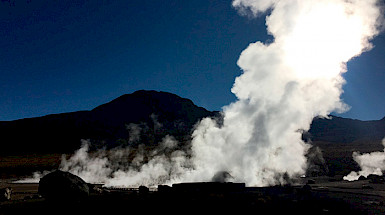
[59,136,191,187]
[17,117,192,187]
[344,138,385,181]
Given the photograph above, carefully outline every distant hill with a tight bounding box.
[0,90,384,177]
[0,90,217,155]
[307,115,385,143]
[306,116,385,176]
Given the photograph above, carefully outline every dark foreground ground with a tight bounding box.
[1,177,385,215]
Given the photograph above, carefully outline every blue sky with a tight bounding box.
[0,0,384,121]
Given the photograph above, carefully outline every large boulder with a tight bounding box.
[38,170,89,202]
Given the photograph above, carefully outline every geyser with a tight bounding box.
[26,0,383,187]
[181,0,383,186]
[344,138,385,181]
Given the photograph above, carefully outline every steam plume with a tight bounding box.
[179,0,383,186]
[344,138,385,181]
[59,137,190,187]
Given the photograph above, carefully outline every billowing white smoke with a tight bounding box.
[344,138,385,181]
[179,0,383,186]
[59,137,191,187]
[19,0,383,187]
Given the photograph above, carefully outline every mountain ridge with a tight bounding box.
[0,90,384,177]
[308,115,385,143]
[0,90,216,155]
[0,90,383,156]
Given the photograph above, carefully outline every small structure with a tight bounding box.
[139,186,149,195]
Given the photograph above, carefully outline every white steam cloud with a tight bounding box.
[19,0,383,187]
[59,137,191,187]
[344,138,385,181]
[179,0,383,186]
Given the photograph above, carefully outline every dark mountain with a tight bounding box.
[0,90,384,177]
[307,115,385,143]
[0,90,217,155]
[306,115,385,176]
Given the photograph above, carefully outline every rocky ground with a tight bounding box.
[1,176,385,215]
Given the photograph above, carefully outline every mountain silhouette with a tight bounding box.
[0,90,384,177]
[307,115,385,143]
[306,116,385,176]
[0,90,217,155]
